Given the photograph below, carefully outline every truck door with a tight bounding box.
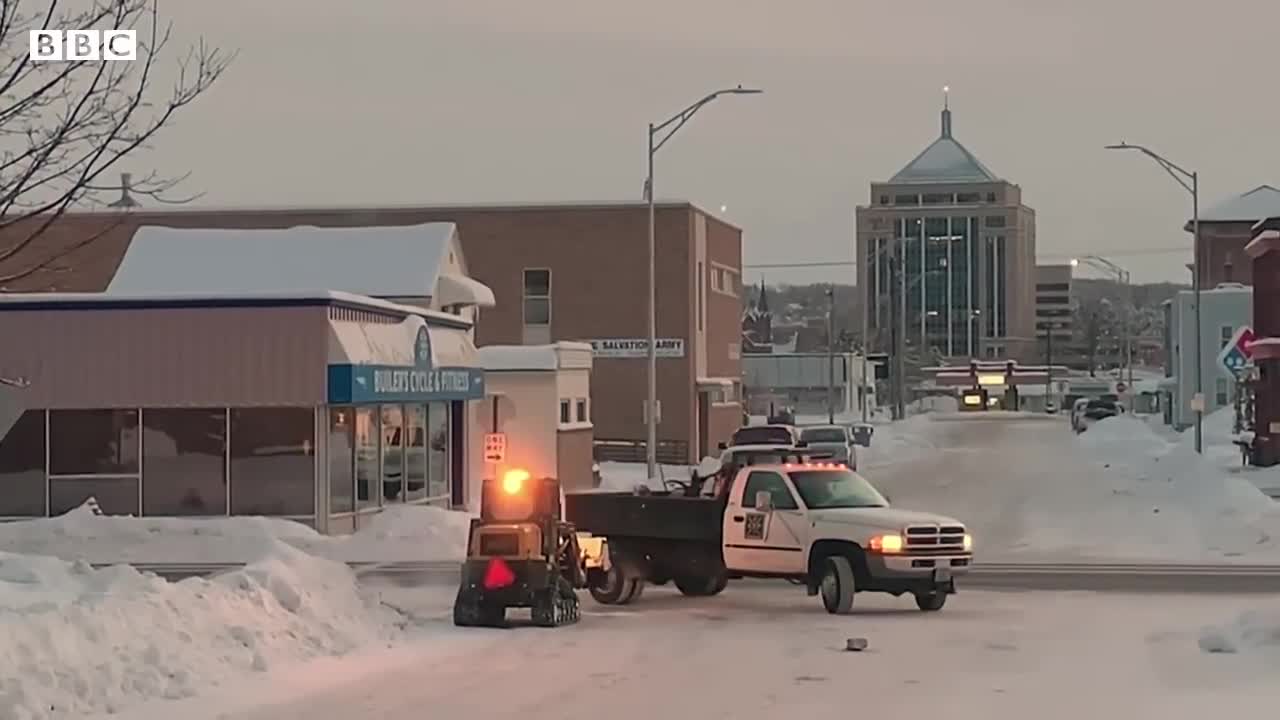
[722,470,807,575]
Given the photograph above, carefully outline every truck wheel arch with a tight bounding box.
[807,540,867,584]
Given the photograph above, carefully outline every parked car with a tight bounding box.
[728,424,800,447]
[799,424,858,470]
[1074,399,1124,434]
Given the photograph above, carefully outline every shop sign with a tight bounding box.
[327,323,485,403]
[588,338,685,358]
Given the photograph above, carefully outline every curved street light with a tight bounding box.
[1105,142,1202,453]
[643,86,762,479]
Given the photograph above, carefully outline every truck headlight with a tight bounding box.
[869,534,903,553]
[963,534,973,552]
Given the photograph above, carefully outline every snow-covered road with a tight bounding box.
[104,583,1277,720]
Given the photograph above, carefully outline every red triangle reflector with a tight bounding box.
[483,557,516,590]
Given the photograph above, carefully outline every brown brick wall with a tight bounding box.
[0,202,742,462]
[1198,223,1254,287]
[704,214,744,380]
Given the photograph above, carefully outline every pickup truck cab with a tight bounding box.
[567,458,972,614]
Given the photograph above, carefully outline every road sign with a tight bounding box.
[483,432,506,463]
[1217,326,1256,375]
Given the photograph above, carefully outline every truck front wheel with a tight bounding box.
[914,591,947,611]
[819,556,856,615]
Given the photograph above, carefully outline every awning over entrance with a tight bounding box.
[327,314,485,404]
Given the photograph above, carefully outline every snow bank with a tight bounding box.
[1018,409,1280,562]
[860,414,939,469]
[0,542,400,720]
[0,503,475,566]
[1198,608,1280,655]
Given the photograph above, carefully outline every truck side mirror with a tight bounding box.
[755,491,774,512]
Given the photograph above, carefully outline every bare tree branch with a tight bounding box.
[0,0,232,286]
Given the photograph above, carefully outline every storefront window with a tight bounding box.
[405,404,428,502]
[427,402,450,504]
[229,407,314,516]
[381,405,405,502]
[0,410,46,516]
[49,409,139,475]
[142,408,227,516]
[355,407,378,509]
[329,407,355,514]
[48,409,140,516]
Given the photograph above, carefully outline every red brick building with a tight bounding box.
[0,201,744,464]
[1191,185,1280,287]
[1246,216,1280,467]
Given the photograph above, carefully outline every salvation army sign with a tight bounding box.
[588,338,686,358]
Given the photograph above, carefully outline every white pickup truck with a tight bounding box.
[567,456,973,613]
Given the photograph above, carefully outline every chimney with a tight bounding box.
[108,172,139,208]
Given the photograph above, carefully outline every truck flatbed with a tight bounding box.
[565,491,726,543]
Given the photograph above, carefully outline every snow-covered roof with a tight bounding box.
[107,223,472,301]
[1199,185,1280,223]
[478,342,593,371]
[0,290,472,327]
[889,109,1000,185]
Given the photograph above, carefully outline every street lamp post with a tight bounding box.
[1105,142,1201,453]
[644,85,761,480]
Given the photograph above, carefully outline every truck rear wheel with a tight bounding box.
[589,560,645,605]
[674,571,729,597]
[820,556,856,615]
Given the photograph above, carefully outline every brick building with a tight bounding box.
[0,201,744,464]
[1191,185,1280,287]
[1245,216,1280,466]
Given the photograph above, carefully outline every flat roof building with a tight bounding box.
[0,224,492,533]
[0,201,743,465]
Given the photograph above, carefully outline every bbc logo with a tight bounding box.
[29,30,136,61]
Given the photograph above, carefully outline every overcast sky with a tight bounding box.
[133,0,1278,285]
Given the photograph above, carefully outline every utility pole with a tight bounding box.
[826,284,836,423]
[860,269,870,423]
[1045,322,1054,408]
[894,247,908,421]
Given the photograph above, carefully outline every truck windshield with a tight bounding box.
[788,470,887,509]
[800,428,845,443]
[731,427,793,446]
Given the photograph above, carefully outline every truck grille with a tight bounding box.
[904,524,967,552]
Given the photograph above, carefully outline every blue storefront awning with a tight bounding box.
[327,324,485,404]
[327,364,484,404]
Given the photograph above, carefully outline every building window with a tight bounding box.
[0,410,46,516]
[1037,283,1070,292]
[141,408,227,516]
[329,407,355,514]
[1220,325,1234,348]
[576,399,589,423]
[922,193,952,205]
[354,407,378,509]
[697,261,704,332]
[956,192,980,203]
[381,404,405,502]
[878,195,889,205]
[986,192,997,202]
[985,215,1006,228]
[523,269,551,325]
[559,399,571,424]
[894,194,920,206]
[427,402,450,505]
[405,404,428,502]
[48,409,140,516]
[229,407,315,517]
[1215,378,1230,407]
